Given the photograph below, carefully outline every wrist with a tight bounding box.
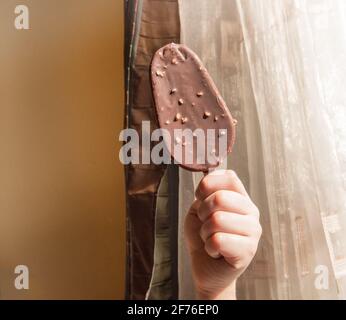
[196,281,237,300]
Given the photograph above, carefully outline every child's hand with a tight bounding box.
[184,170,262,300]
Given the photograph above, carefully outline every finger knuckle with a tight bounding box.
[210,211,225,229]
[257,223,263,238]
[213,191,227,207]
[253,205,260,218]
[209,233,223,251]
[247,240,259,258]
[249,216,262,238]
[197,178,210,198]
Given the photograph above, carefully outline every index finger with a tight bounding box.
[195,170,249,201]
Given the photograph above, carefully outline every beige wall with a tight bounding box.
[0,0,125,299]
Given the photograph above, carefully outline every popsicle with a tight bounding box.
[150,43,236,172]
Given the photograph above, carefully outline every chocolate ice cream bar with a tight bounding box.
[151,43,236,172]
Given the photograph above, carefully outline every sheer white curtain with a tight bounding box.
[178,0,346,299]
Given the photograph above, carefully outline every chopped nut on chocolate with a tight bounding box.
[175,113,182,121]
[181,117,188,124]
[156,70,164,77]
[178,98,184,105]
[170,88,177,94]
[197,91,204,97]
[204,111,211,118]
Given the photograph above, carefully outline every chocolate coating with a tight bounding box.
[151,43,236,172]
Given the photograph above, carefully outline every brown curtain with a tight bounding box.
[124,0,180,300]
